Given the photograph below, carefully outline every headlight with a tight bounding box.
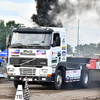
[42,69,48,73]
[8,68,15,72]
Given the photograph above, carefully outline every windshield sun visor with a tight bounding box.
[13,27,53,33]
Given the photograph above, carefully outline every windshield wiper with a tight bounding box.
[10,43,26,48]
[28,44,44,49]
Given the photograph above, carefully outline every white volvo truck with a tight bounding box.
[6,27,91,90]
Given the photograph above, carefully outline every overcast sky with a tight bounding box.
[0,0,36,26]
[0,0,100,49]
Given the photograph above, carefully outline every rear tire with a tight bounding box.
[53,70,62,90]
[14,80,25,89]
[80,66,90,88]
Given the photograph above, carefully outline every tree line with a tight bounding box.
[68,43,100,54]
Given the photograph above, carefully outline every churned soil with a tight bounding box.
[0,81,100,100]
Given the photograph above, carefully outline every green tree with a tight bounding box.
[0,20,4,28]
[89,43,96,54]
[75,43,97,54]
[67,44,73,54]
[6,20,25,29]
[0,20,9,50]
[0,20,25,51]
[96,43,100,54]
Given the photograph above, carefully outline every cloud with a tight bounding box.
[0,10,19,16]
[0,0,34,3]
[0,1,36,26]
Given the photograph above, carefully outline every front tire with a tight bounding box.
[14,80,25,89]
[53,70,62,90]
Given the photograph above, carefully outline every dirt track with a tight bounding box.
[0,81,100,100]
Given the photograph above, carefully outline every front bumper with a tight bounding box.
[8,75,54,83]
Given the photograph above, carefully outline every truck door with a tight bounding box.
[51,33,61,66]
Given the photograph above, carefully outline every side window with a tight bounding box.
[53,33,60,47]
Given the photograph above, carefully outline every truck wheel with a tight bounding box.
[14,81,25,89]
[54,70,62,90]
[80,67,90,88]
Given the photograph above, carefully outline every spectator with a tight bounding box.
[0,57,3,67]
[1,57,6,67]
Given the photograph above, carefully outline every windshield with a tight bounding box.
[11,32,52,49]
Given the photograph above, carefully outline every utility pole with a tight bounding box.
[77,19,79,55]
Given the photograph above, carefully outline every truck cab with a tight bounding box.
[7,27,67,89]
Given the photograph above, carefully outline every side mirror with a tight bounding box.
[58,52,61,56]
[56,37,60,46]
[6,34,11,47]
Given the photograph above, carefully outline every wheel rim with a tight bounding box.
[57,74,62,87]
[83,71,88,84]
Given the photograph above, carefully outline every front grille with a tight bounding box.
[9,58,47,66]
[20,68,36,76]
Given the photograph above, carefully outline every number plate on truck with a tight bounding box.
[23,78,33,81]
